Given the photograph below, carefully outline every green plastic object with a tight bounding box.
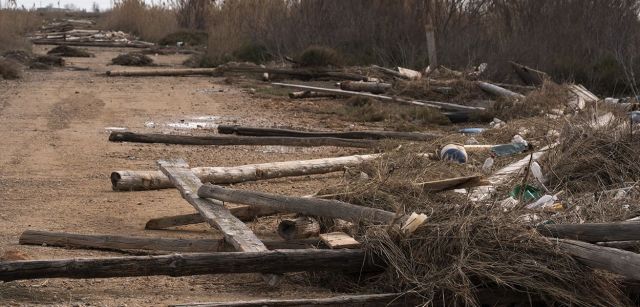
[509,184,542,202]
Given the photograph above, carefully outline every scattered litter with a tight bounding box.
[144,121,156,128]
[509,184,542,202]
[440,144,468,163]
[459,127,485,134]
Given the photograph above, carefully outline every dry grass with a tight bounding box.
[99,0,178,43]
[111,52,154,66]
[312,146,630,306]
[0,59,20,80]
[0,9,41,53]
[47,46,94,58]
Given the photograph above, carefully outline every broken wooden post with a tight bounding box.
[112,153,383,191]
[19,230,319,253]
[106,68,220,77]
[509,62,548,86]
[272,83,486,112]
[217,125,440,141]
[288,91,338,99]
[277,217,320,241]
[339,81,391,94]
[158,159,280,285]
[197,184,401,225]
[0,249,369,282]
[537,223,640,242]
[109,132,375,148]
[476,81,525,99]
[170,293,410,307]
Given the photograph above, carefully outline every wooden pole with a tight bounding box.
[170,293,411,307]
[111,153,383,191]
[477,81,525,99]
[109,131,375,148]
[217,125,440,141]
[106,68,220,77]
[339,81,391,94]
[537,223,640,242]
[158,159,280,285]
[19,230,319,253]
[272,82,486,112]
[288,91,338,99]
[277,217,320,241]
[31,39,152,48]
[0,249,369,282]
[220,65,369,81]
[197,184,401,225]
[557,239,640,280]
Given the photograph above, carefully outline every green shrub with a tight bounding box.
[297,46,343,67]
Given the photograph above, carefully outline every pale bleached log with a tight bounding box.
[19,230,319,253]
[477,81,525,99]
[339,81,391,94]
[272,82,485,112]
[112,153,382,191]
[170,293,409,307]
[197,184,401,225]
[0,249,368,282]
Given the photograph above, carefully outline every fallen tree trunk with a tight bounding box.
[171,293,410,307]
[557,239,640,280]
[109,131,375,148]
[477,81,525,99]
[111,153,382,191]
[510,62,548,86]
[31,39,152,48]
[272,82,485,112]
[288,91,339,99]
[0,249,369,282]
[537,223,640,242]
[19,230,319,253]
[197,184,401,225]
[220,66,369,81]
[277,217,320,241]
[217,125,440,141]
[106,68,219,77]
[339,81,391,94]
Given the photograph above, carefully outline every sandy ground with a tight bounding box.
[0,46,368,306]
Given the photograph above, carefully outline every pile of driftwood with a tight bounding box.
[29,19,153,48]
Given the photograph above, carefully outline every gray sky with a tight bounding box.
[13,0,112,11]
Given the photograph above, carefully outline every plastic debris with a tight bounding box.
[440,144,468,163]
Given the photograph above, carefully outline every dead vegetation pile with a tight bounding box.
[111,52,154,66]
[313,146,629,306]
[29,55,64,70]
[47,46,94,58]
[0,58,21,80]
[543,111,640,193]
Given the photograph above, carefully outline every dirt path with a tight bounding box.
[0,46,363,306]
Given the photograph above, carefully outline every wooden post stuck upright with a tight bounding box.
[158,159,281,286]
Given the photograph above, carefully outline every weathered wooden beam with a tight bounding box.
[32,39,152,48]
[19,230,319,253]
[217,125,440,141]
[477,81,525,99]
[145,205,280,229]
[537,223,640,242]
[509,62,548,86]
[220,66,369,81]
[170,293,410,307]
[0,249,368,282]
[272,82,485,112]
[109,131,375,148]
[288,91,338,99]
[159,159,280,285]
[414,175,486,192]
[112,153,382,191]
[106,68,220,77]
[197,184,401,225]
[339,81,391,94]
[557,239,640,280]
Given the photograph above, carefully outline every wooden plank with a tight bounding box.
[217,125,440,141]
[109,131,375,148]
[414,175,486,192]
[0,249,368,282]
[272,82,485,112]
[319,232,361,249]
[158,159,280,285]
[19,230,320,253]
[144,204,280,229]
[537,223,640,242]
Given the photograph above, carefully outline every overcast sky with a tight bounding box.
[13,0,112,11]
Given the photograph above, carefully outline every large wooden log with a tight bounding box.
[106,68,219,77]
[557,239,640,280]
[537,223,640,242]
[339,81,391,94]
[197,184,401,225]
[217,125,439,141]
[144,204,281,229]
[477,81,525,99]
[109,131,375,148]
[19,230,319,253]
[158,159,280,285]
[220,65,369,81]
[171,293,410,307]
[31,39,152,48]
[111,153,382,191]
[0,249,368,282]
[272,82,485,112]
